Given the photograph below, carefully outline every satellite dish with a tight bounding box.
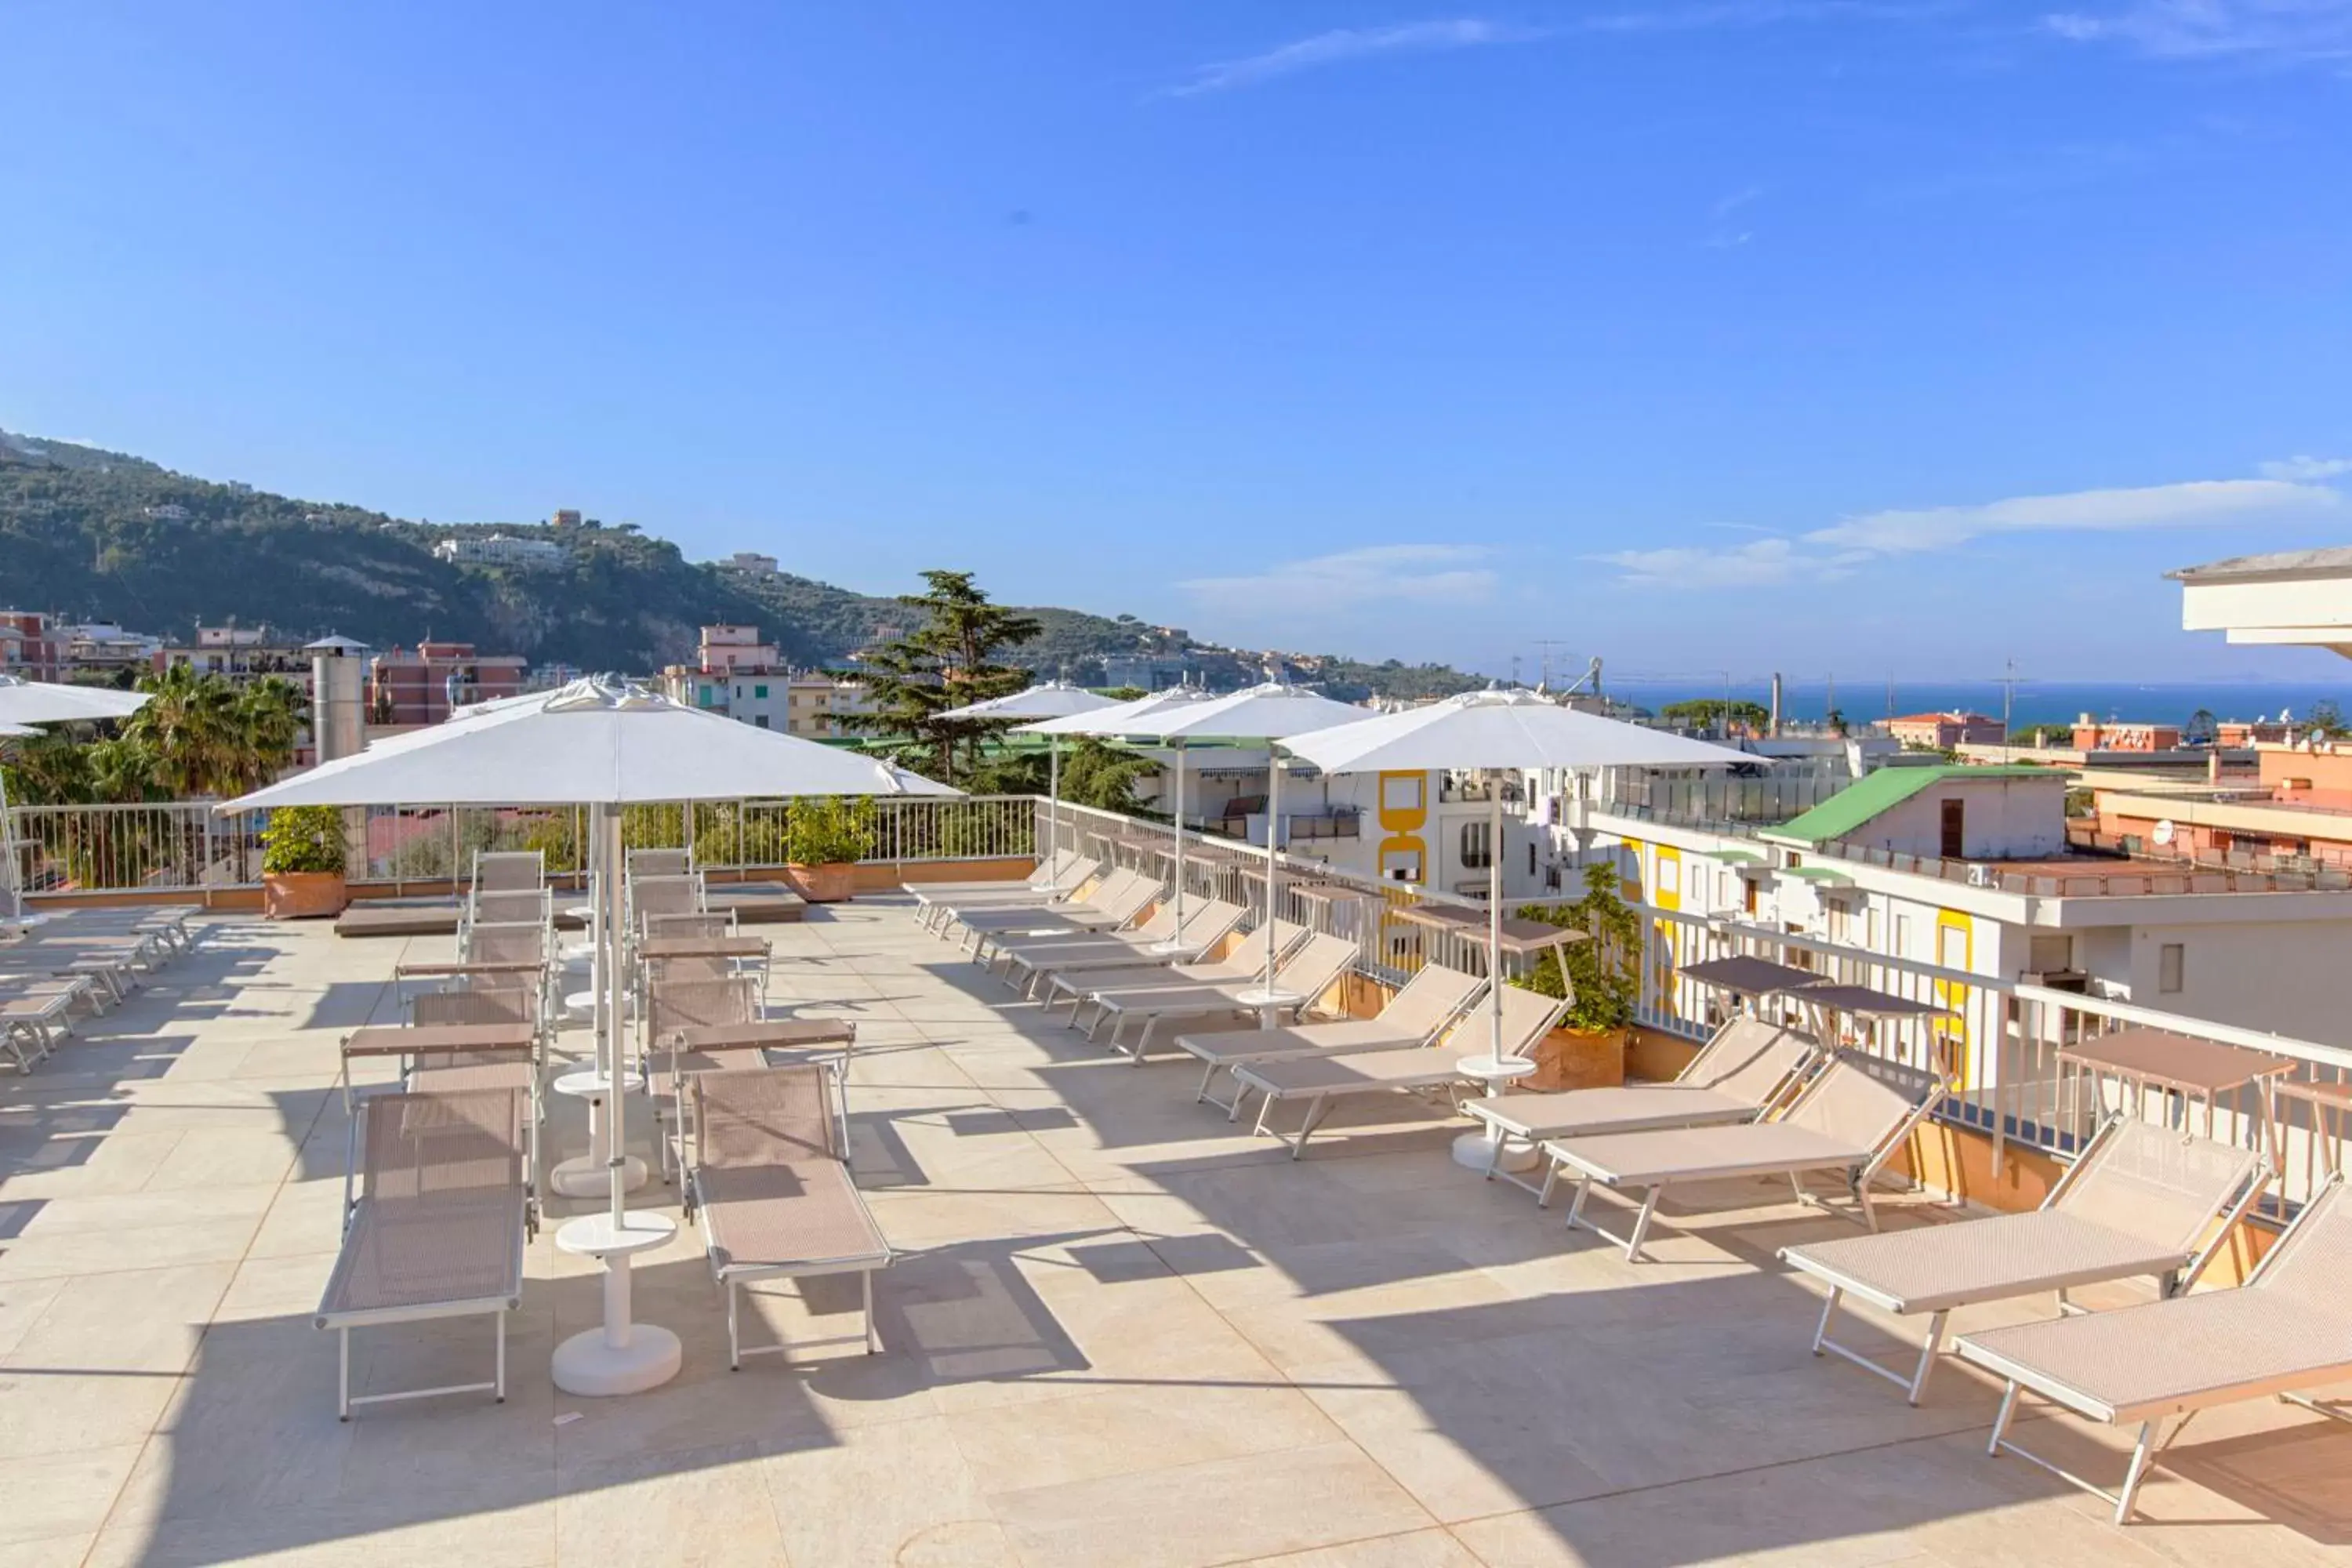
[2153,819,2176,846]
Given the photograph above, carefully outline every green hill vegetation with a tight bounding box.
[0,429,1484,695]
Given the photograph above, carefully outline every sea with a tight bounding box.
[1596,678,2352,730]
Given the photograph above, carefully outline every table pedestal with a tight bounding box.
[550,1069,647,1197]
[552,1210,681,1396]
[1454,1054,1541,1172]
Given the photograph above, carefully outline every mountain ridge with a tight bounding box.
[0,429,1484,700]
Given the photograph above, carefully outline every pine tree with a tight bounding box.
[844,570,1041,784]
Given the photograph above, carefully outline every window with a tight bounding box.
[754,684,769,699]
[754,714,771,730]
[1460,821,1491,869]
[1894,913,1913,957]
[1940,798,1965,859]
[1380,775,1425,814]
[2159,942,2184,993]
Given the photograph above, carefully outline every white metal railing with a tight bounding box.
[6,794,1042,898]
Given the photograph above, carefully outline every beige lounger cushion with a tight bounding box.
[1958,1290,2344,1423]
[1182,1018,1424,1068]
[318,1091,524,1320]
[1545,1121,1871,1187]
[1784,1210,2200,1315]
[694,1069,888,1274]
[1469,1083,1763,1140]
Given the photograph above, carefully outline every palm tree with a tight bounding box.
[126,666,302,797]
[229,677,305,793]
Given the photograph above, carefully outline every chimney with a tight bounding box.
[1769,673,1783,738]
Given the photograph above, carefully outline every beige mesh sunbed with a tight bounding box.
[1232,985,1570,1158]
[996,898,1248,996]
[470,849,545,892]
[1544,1051,1944,1262]
[1955,1174,2352,1524]
[688,1065,892,1368]
[316,1087,528,1419]
[626,848,692,878]
[1783,1116,2269,1403]
[950,869,1156,953]
[1176,962,1486,1116]
[912,850,1098,931]
[1088,932,1362,1065]
[1051,920,1308,1030]
[1466,1018,1818,1198]
[644,972,764,1175]
[0,978,94,1069]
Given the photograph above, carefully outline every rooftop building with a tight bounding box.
[1882,710,2004,750]
[368,641,529,726]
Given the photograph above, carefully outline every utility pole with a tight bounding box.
[1995,657,2024,763]
[1534,640,1570,692]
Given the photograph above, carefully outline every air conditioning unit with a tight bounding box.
[1965,863,1998,888]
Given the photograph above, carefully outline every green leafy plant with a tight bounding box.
[786,797,873,866]
[1515,863,1642,1033]
[260,805,347,876]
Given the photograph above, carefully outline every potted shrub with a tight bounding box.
[260,805,349,919]
[1515,864,1642,1091]
[785,797,872,903]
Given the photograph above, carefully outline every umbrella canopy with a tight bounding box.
[935,681,1121,723]
[0,723,37,739]
[1142,684,1377,1014]
[0,675,149,725]
[220,676,956,811]
[1011,687,1215,738]
[1144,683,1368,744]
[1287,688,1753,1069]
[1283,687,1757,775]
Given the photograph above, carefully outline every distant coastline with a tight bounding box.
[1601,679,2350,729]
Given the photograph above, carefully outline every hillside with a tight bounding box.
[0,430,1483,695]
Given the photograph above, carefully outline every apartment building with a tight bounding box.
[2071,717,2183,752]
[659,623,865,736]
[432,534,568,570]
[368,641,529,726]
[0,611,63,680]
[1883,710,2004,749]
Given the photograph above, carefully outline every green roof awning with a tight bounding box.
[1762,765,2053,848]
[1777,865,1855,887]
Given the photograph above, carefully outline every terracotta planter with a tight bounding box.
[786,862,856,904]
[1530,1025,1628,1092]
[263,871,348,920]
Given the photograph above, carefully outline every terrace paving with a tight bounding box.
[1,900,2347,1566]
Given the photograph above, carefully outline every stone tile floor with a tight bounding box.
[1,900,2347,1566]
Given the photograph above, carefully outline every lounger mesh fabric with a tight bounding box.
[473,851,543,891]
[1095,933,1357,1018]
[632,876,706,925]
[1687,1020,1812,1102]
[650,976,758,1036]
[628,848,691,877]
[1192,964,1479,1062]
[644,913,736,939]
[321,1089,523,1317]
[1062,920,1305,998]
[1785,1058,1921,1149]
[694,1068,885,1268]
[462,924,546,965]
[1368,964,1486,1037]
[1791,1211,2216,1316]
[1961,1184,2350,1419]
[2059,1120,2268,1254]
[412,989,537,1029]
[469,891,549,927]
[1243,985,1561,1094]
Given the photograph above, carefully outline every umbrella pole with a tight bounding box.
[1490,788,1504,1060]
[1048,737,1060,862]
[1261,749,1282,1027]
[602,801,629,1227]
[0,760,17,923]
[1170,739,1187,929]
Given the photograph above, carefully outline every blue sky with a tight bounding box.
[5,2,2350,682]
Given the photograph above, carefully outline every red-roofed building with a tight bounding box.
[1884,710,2003,750]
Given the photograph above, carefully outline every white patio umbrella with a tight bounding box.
[0,677,151,920]
[1285,689,1750,1065]
[1016,688,1217,942]
[222,676,955,1396]
[1149,684,1371,1017]
[934,681,1120,864]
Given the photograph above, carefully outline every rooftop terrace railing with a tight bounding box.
[1797,834,2352,895]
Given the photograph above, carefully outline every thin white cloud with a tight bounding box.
[1595,537,1856,588]
[1598,471,2346,589]
[1163,19,1544,97]
[1805,477,2342,554]
[2259,454,2352,481]
[2042,1,2352,61]
[1181,545,1497,608]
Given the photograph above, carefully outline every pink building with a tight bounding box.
[2071,718,2184,753]
[1885,710,2003,750]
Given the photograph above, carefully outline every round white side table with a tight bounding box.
[550,1069,647,1197]
[551,1210,682,1396]
[1453,1053,1541,1171]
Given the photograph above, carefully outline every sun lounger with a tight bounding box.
[945,869,1156,949]
[1542,1051,1944,1261]
[993,898,1248,995]
[644,974,763,1173]
[1783,1116,2269,1403]
[1956,1174,2352,1523]
[1088,932,1364,1065]
[1232,984,1569,1157]
[686,1065,891,1367]
[1048,920,1309,1027]
[465,888,550,935]
[1177,962,1487,1115]
[0,949,134,1008]
[0,978,93,1069]
[1463,1018,1819,1196]
[910,851,1098,931]
[316,1087,528,1419]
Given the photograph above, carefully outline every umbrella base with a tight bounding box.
[553,1324,682,1396]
